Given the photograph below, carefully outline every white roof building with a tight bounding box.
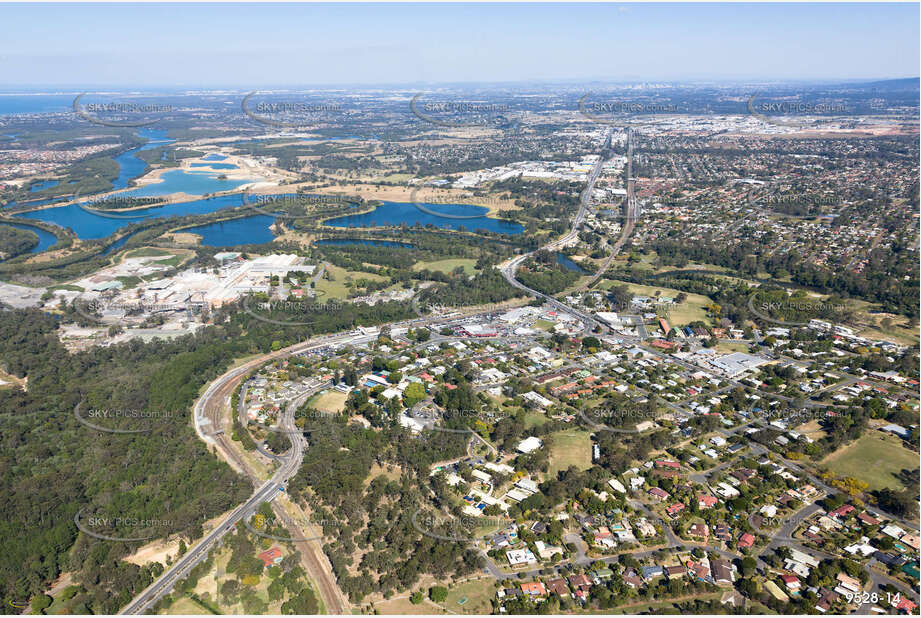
[506,548,537,566]
[517,436,544,454]
[515,478,539,493]
[522,391,553,408]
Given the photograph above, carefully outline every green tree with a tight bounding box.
[402,382,426,407]
[429,586,449,603]
[31,594,52,614]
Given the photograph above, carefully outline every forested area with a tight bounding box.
[285,410,481,602]
[0,225,39,259]
[0,295,420,612]
[515,251,582,296]
[0,309,251,613]
[415,268,524,309]
[648,237,919,318]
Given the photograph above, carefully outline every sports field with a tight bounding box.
[547,429,594,477]
[822,432,917,491]
[309,390,348,413]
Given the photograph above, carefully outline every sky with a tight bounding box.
[0,2,917,88]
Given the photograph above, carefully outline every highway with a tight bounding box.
[498,128,613,334]
[119,309,496,615]
[122,368,322,615]
[119,475,288,614]
[575,126,638,292]
[121,333,360,615]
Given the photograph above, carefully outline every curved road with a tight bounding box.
[121,333,362,615]
[499,129,613,334]
[120,309,503,614]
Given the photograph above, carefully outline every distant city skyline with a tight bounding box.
[0,3,917,87]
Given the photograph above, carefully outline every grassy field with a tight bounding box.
[521,409,549,430]
[599,279,713,325]
[156,254,186,267]
[796,420,828,442]
[123,247,190,268]
[366,462,403,484]
[606,592,723,614]
[116,275,142,288]
[547,429,594,477]
[370,580,497,615]
[857,324,919,347]
[441,578,499,614]
[378,173,415,183]
[822,432,918,492]
[313,264,387,300]
[412,258,479,275]
[308,390,348,413]
[651,260,727,275]
[715,341,752,353]
[533,319,554,331]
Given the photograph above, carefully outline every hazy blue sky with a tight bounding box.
[1,3,917,87]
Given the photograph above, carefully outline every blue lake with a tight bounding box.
[190,162,237,170]
[182,215,276,247]
[203,153,227,161]
[123,169,252,198]
[1,222,59,254]
[101,234,135,256]
[20,193,247,239]
[316,238,413,248]
[324,201,523,235]
[30,180,59,192]
[557,253,585,273]
[10,129,263,247]
[112,128,175,190]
